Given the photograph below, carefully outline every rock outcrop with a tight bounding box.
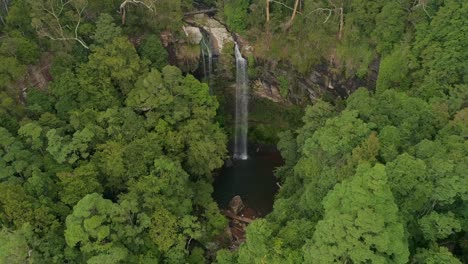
[182,26,203,44]
[229,195,245,215]
[187,15,234,55]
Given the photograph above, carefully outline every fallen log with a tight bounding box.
[224,210,253,224]
[184,8,217,16]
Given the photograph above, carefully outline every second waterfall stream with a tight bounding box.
[233,43,249,160]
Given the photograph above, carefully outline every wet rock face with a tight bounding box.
[187,15,234,55]
[229,195,245,215]
[182,26,203,44]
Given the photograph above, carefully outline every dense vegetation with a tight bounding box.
[0,0,466,263]
[216,0,468,263]
[0,1,228,263]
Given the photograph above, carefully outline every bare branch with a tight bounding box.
[288,0,300,24]
[268,0,302,14]
[32,0,89,49]
[119,0,156,24]
[412,0,432,18]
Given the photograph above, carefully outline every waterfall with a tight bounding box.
[233,43,249,160]
[200,36,213,94]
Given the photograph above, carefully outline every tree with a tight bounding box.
[411,0,468,99]
[127,66,227,176]
[304,164,409,264]
[65,193,128,263]
[46,127,95,164]
[237,219,273,263]
[138,35,168,70]
[57,163,103,206]
[419,212,461,242]
[223,0,249,32]
[29,0,90,49]
[92,13,121,45]
[372,1,406,55]
[93,141,126,191]
[296,99,336,150]
[0,33,40,65]
[0,226,31,264]
[18,122,44,151]
[376,47,410,93]
[413,247,462,264]
[309,110,371,156]
[84,37,147,95]
[385,153,431,216]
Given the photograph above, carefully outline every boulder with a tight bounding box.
[229,195,245,215]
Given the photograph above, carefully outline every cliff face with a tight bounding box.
[252,58,380,105]
[174,14,380,106]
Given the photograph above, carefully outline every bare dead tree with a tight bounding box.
[119,0,155,25]
[326,0,344,40]
[31,0,89,49]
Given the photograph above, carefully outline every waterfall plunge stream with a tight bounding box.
[200,36,213,93]
[233,43,249,160]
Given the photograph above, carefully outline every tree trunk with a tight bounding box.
[266,0,270,24]
[120,2,127,24]
[338,7,343,40]
[288,0,300,25]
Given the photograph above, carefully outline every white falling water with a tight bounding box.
[201,36,213,94]
[233,43,249,160]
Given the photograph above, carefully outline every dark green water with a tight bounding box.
[212,145,283,216]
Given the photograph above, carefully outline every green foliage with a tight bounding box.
[0,33,40,65]
[278,75,289,98]
[92,13,122,45]
[310,110,371,156]
[223,0,249,32]
[65,193,128,263]
[419,212,462,241]
[0,56,26,88]
[411,0,468,99]
[0,225,33,264]
[304,164,409,264]
[386,154,430,215]
[248,98,303,144]
[413,247,462,264]
[85,37,147,95]
[57,164,103,206]
[1,0,467,262]
[376,46,410,93]
[372,2,406,55]
[138,35,169,70]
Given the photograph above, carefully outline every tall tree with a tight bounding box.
[304,164,409,263]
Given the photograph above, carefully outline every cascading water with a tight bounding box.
[233,43,249,160]
[200,35,213,94]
